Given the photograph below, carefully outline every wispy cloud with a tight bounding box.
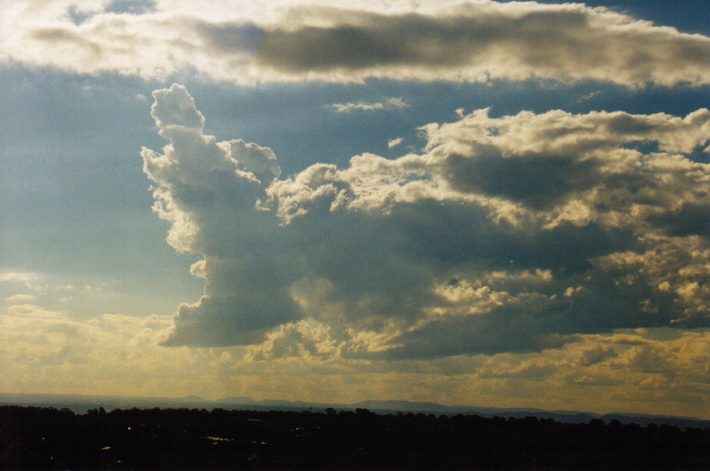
[578,90,603,102]
[332,97,409,113]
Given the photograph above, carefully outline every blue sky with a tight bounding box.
[0,0,708,417]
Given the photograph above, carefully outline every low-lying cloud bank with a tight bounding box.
[2,294,708,416]
[142,84,710,359]
[3,1,710,86]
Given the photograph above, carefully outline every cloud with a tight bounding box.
[247,318,340,360]
[3,1,710,86]
[467,329,710,416]
[0,272,44,293]
[5,304,66,319]
[417,108,710,222]
[0,301,218,397]
[646,203,710,237]
[387,137,404,149]
[0,272,38,283]
[331,97,409,113]
[142,84,298,346]
[5,294,36,304]
[2,295,707,416]
[142,85,710,359]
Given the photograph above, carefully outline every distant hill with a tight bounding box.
[1,392,707,430]
[351,400,710,430]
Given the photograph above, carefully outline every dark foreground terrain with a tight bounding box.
[1,406,708,470]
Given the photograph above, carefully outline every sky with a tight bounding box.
[0,0,709,418]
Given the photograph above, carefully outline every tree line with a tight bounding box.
[1,405,708,469]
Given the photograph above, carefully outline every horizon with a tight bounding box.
[1,0,709,421]
[2,385,710,422]
[2,391,709,423]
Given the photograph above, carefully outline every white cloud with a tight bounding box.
[140,85,709,359]
[578,90,603,103]
[332,97,409,113]
[2,1,710,86]
[387,137,404,149]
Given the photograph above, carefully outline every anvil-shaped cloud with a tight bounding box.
[142,84,710,359]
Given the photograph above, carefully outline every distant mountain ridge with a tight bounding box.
[1,392,707,430]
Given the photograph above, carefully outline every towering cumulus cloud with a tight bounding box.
[143,85,710,358]
[3,1,710,86]
[141,84,298,346]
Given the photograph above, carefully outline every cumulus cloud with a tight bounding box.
[2,1,710,86]
[142,84,298,346]
[331,97,409,113]
[142,85,709,359]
